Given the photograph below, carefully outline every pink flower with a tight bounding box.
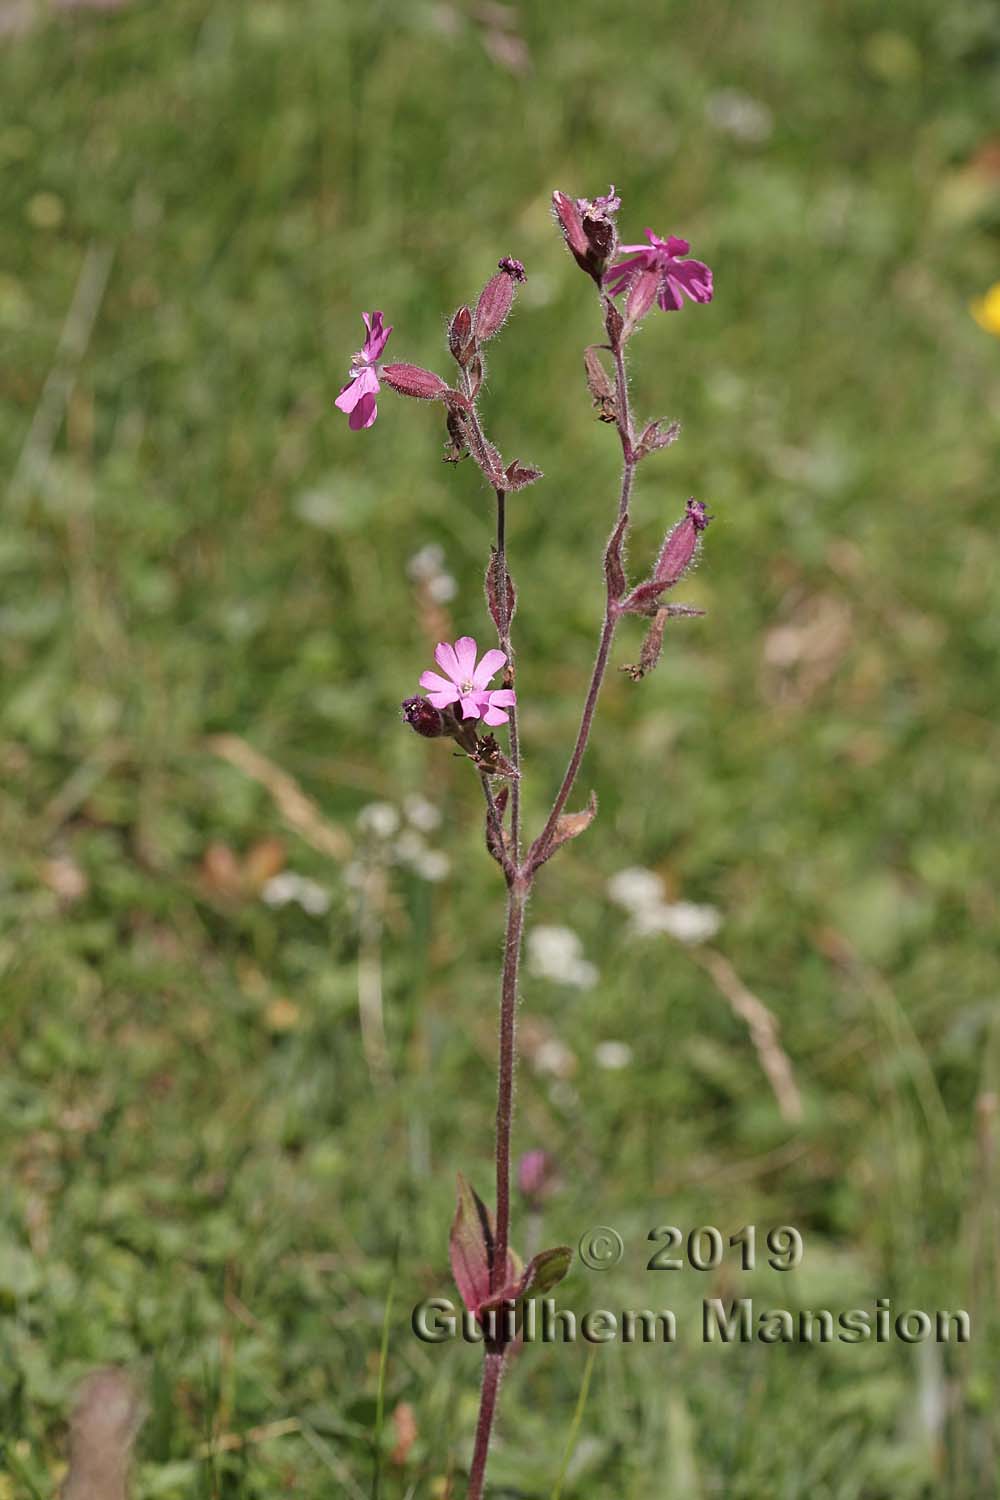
[335,311,392,430]
[604,230,713,312]
[419,637,516,726]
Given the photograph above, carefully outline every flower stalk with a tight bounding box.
[340,192,714,1496]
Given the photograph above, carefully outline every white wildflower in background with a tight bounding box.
[607,865,665,912]
[527,925,598,989]
[607,865,721,945]
[594,1040,633,1070]
[704,89,773,144]
[409,847,450,882]
[403,793,441,832]
[531,1038,577,1079]
[355,797,450,883]
[261,872,331,916]
[407,542,457,603]
[357,801,400,839]
[632,899,721,943]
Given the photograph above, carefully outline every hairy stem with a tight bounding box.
[528,314,635,867]
[494,488,522,861]
[466,296,633,1500]
[467,1352,504,1500]
[492,881,525,1292]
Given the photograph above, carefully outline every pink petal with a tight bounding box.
[334,376,362,414]
[453,636,478,681]
[667,258,713,303]
[426,689,459,709]
[482,688,515,726]
[362,310,392,361]
[459,694,482,719]
[471,648,506,689]
[434,640,462,685]
[419,670,458,697]
[337,366,380,420]
[663,234,691,256]
[657,276,685,312]
[348,391,378,429]
[603,254,646,295]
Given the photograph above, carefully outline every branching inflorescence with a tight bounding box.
[338,185,714,1497]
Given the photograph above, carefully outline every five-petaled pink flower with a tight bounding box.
[335,311,392,430]
[419,637,516,726]
[604,230,713,312]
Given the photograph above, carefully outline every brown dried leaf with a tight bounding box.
[553,791,597,846]
[584,345,617,422]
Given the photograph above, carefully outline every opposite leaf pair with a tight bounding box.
[450,1174,572,1346]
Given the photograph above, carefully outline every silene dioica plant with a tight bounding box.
[338,188,713,1497]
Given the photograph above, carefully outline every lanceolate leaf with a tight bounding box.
[449,1174,495,1316]
[449,1175,520,1315]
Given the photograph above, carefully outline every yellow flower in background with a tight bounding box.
[971,282,1000,335]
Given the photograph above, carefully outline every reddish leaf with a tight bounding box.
[604,512,628,602]
[449,1174,494,1315]
[603,298,624,350]
[485,547,517,633]
[503,460,543,492]
[449,1175,519,1314]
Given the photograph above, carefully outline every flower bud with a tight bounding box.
[474,258,525,343]
[381,363,448,400]
[401,696,446,737]
[448,304,474,365]
[621,500,711,615]
[652,498,710,589]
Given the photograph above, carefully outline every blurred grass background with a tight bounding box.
[2,0,1000,1495]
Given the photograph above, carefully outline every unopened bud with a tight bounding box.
[402,697,446,738]
[381,363,448,400]
[653,498,710,588]
[475,258,525,342]
[448,305,474,365]
[622,500,711,614]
